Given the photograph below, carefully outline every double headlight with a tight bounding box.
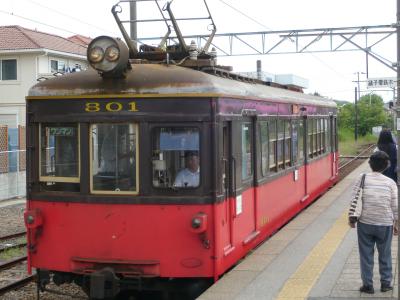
[87,36,129,77]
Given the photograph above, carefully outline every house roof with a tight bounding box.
[0,25,87,56]
[67,35,92,46]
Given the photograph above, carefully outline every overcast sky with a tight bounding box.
[0,0,396,102]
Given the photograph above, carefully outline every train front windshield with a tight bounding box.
[91,123,138,193]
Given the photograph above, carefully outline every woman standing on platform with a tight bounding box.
[377,129,397,182]
[349,151,398,294]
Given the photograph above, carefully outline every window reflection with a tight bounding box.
[242,123,252,180]
[91,124,137,193]
[40,124,79,180]
[152,127,200,188]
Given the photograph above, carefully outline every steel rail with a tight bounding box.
[0,274,36,296]
[0,232,26,242]
[338,144,375,170]
[0,256,27,271]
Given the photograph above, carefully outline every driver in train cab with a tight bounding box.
[173,151,200,188]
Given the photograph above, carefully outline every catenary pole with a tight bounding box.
[130,1,138,51]
[355,87,358,141]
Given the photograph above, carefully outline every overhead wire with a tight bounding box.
[0,9,80,36]
[22,0,117,36]
[216,0,352,81]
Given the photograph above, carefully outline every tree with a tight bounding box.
[338,94,390,136]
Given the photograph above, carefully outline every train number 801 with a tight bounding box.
[85,101,139,112]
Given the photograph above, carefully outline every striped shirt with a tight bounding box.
[352,172,398,226]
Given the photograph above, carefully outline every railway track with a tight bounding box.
[338,144,376,180]
[0,231,35,297]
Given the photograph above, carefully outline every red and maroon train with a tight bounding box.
[25,3,338,299]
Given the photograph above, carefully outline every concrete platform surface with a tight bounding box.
[198,161,398,300]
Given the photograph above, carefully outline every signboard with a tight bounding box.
[367,77,396,89]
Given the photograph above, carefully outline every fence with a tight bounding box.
[0,125,26,200]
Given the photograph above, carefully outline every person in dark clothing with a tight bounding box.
[377,130,397,182]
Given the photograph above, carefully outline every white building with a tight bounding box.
[0,25,89,127]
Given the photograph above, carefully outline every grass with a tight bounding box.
[0,247,26,260]
[338,128,377,156]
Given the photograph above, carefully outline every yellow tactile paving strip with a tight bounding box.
[276,211,350,300]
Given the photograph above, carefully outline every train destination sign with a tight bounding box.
[367,77,396,89]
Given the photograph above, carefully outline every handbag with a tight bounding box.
[348,173,366,224]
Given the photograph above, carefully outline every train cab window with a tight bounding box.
[260,121,269,176]
[269,120,277,171]
[241,123,253,180]
[90,123,138,194]
[39,123,80,191]
[152,127,200,189]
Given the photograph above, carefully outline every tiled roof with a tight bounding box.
[68,35,92,46]
[0,25,87,56]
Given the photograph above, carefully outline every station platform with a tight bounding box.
[198,161,398,300]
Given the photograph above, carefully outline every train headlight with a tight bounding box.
[87,36,129,78]
[88,46,104,63]
[105,46,120,62]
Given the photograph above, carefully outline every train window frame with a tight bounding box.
[325,118,331,152]
[307,117,313,158]
[292,118,301,165]
[284,119,292,167]
[241,122,253,181]
[277,119,284,169]
[268,118,277,172]
[38,123,81,183]
[89,123,139,195]
[151,126,201,190]
[298,118,305,163]
[259,121,269,177]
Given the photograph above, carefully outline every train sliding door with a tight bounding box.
[231,119,259,247]
[220,121,234,255]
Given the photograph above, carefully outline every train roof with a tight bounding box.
[27,64,337,108]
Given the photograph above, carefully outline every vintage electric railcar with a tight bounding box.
[25,2,338,299]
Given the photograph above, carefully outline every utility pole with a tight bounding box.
[353,72,365,141]
[355,87,358,141]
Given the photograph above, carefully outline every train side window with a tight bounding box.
[241,123,253,180]
[332,117,338,152]
[292,120,301,164]
[39,123,80,192]
[307,118,313,158]
[284,120,291,167]
[326,118,331,152]
[298,119,304,161]
[277,120,284,169]
[313,119,318,156]
[152,127,200,189]
[90,123,138,194]
[269,119,277,171]
[260,121,269,176]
